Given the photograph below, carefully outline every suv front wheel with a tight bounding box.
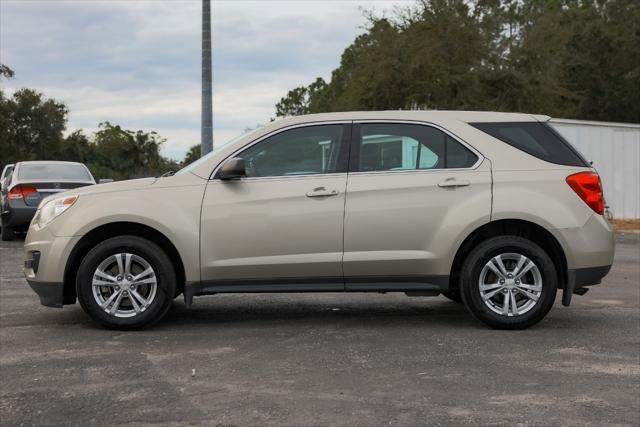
[76,236,176,330]
[460,236,557,330]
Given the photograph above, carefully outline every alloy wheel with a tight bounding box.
[478,252,542,317]
[91,253,158,318]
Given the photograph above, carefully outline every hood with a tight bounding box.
[55,177,158,198]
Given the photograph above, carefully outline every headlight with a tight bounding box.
[35,195,78,228]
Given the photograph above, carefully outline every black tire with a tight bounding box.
[459,236,557,330]
[442,291,463,303]
[1,218,14,241]
[76,235,176,330]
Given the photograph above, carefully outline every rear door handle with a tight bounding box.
[438,178,471,188]
[306,186,339,198]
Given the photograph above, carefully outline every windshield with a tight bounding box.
[18,163,93,181]
[175,126,266,176]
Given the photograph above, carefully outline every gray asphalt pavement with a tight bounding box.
[1,234,639,426]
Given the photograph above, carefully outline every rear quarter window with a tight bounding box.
[470,122,588,167]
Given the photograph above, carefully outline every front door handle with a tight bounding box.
[306,186,339,198]
[438,178,471,188]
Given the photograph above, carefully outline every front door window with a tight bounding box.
[241,125,347,178]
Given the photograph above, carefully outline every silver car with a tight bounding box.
[2,161,95,240]
[22,111,614,330]
[0,163,14,190]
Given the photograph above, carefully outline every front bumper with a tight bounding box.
[27,280,64,308]
[24,225,80,307]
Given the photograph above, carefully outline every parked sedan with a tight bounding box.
[22,111,614,330]
[1,161,96,240]
[0,163,14,213]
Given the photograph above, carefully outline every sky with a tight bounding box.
[0,0,405,160]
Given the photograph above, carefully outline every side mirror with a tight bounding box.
[98,179,114,184]
[218,157,246,180]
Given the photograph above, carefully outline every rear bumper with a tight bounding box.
[562,265,612,306]
[2,199,37,228]
[27,280,64,308]
[551,215,614,306]
[553,214,615,270]
[573,265,612,288]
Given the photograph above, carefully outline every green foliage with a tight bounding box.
[182,145,201,167]
[89,122,179,180]
[0,64,15,79]
[0,88,68,163]
[275,78,328,117]
[276,0,640,123]
[0,82,179,180]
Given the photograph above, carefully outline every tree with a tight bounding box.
[275,0,640,123]
[0,68,180,180]
[275,78,328,117]
[0,88,68,164]
[0,64,14,79]
[92,122,178,180]
[182,145,201,166]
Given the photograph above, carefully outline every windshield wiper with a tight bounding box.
[161,171,175,177]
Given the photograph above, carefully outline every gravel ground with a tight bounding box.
[1,233,638,426]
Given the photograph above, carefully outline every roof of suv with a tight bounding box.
[271,111,550,127]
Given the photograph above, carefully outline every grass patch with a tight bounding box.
[611,219,640,232]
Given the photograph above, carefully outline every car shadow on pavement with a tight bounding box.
[147,297,494,331]
[7,291,595,332]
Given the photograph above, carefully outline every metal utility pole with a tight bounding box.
[201,0,213,156]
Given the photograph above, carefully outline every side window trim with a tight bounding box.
[348,120,484,174]
[210,121,353,180]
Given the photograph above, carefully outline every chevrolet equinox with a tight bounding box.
[23,111,615,330]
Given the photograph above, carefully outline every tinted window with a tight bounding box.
[2,166,13,179]
[470,122,588,167]
[241,125,346,178]
[18,163,92,181]
[447,136,479,168]
[357,123,478,172]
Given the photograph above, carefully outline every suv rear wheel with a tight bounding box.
[76,236,176,330]
[460,236,557,329]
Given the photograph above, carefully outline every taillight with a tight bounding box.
[7,185,38,200]
[566,172,604,215]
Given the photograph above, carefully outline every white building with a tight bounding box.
[551,119,640,219]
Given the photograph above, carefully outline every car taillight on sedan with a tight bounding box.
[566,172,604,215]
[7,185,37,199]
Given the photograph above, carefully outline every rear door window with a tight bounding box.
[470,122,588,167]
[354,123,479,172]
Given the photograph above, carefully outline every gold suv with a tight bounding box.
[23,111,615,330]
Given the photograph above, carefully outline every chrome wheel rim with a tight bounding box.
[91,253,157,318]
[479,252,542,317]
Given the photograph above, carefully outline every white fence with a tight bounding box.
[550,119,640,219]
